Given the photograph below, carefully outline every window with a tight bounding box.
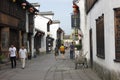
[96,14,105,59]
[114,8,120,61]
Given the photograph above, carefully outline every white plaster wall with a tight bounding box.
[34,15,53,52]
[87,0,120,71]
[50,23,59,49]
[76,0,89,56]
[35,15,48,33]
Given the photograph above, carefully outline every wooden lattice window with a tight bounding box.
[96,14,105,59]
[114,8,120,62]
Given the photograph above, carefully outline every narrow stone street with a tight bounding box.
[0,50,101,80]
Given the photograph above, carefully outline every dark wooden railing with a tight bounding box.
[0,0,26,20]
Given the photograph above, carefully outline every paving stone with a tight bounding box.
[0,50,102,80]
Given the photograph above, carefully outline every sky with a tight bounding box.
[27,0,73,35]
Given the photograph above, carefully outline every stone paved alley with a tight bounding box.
[0,50,101,80]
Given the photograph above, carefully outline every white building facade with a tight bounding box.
[74,0,120,79]
[74,0,89,56]
[85,0,120,80]
[34,11,60,52]
[34,11,54,52]
[50,20,60,49]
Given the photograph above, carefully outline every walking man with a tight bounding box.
[19,45,27,69]
[70,42,75,59]
[9,44,17,68]
[54,45,59,60]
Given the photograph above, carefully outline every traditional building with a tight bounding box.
[85,0,120,79]
[71,0,84,48]
[73,0,87,57]
[50,20,60,49]
[0,0,38,59]
[56,27,64,49]
[34,11,54,52]
[34,28,45,55]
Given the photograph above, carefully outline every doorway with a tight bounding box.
[89,29,93,68]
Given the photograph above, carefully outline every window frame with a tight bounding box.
[114,8,120,62]
[96,14,105,59]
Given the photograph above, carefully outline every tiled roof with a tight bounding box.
[52,20,60,24]
[39,11,54,15]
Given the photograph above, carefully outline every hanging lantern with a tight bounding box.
[73,5,78,8]
[21,3,26,9]
[12,0,16,2]
[73,4,79,14]
[73,8,77,13]
[29,7,34,13]
[73,5,78,13]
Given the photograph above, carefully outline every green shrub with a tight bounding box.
[75,44,82,50]
[0,54,5,63]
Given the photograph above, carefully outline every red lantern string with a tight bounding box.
[73,5,79,14]
[12,0,16,2]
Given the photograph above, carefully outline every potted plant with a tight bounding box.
[0,54,5,64]
[75,44,82,50]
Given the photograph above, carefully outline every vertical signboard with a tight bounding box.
[71,14,80,29]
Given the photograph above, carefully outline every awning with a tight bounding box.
[34,28,45,37]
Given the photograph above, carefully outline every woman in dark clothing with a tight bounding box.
[70,42,75,59]
[54,46,59,60]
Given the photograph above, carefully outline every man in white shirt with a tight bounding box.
[9,44,17,68]
[19,46,27,69]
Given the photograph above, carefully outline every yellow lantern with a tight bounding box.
[21,3,26,9]
[12,0,16,2]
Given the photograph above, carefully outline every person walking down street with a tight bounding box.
[54,46,59,60]
[59,44,65,59]
[19,46,27,69]
[9,44,17,69]
[70,42,75,59]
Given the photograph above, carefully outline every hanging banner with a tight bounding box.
[71,14,80,29]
